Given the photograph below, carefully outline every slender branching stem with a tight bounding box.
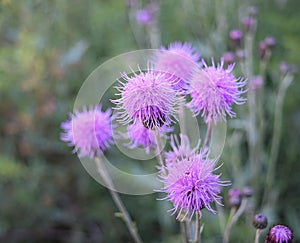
[223,198,248,243]
[94,157,143,243]
[223,207,236,243]
[254,229,261,243]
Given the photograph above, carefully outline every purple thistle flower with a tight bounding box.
[165,134,204,167]
[154,42,201,92]
[242,16,256,32]
[188,59,247,124]
[229,29,243,47]
[126,121,172,154]
[60,105,113,158]
[266,225,293,243]
[160,153,230,221]
[113,68,181,129]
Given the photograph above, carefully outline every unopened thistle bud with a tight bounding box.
[253,213,268,229]
[242,186,253,198]
[227,188,242,208]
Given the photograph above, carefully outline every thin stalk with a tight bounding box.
[223,207,236,243]
[179,102,187,136]
[94,157,143,243]
[223,198,248,243]
[254,229,261,243]
[204,120,213,148]
[191,211,201,243]
[263,73,294,205]
[244,32,258,181]
[230,198,247,224]
[153,129,166,174]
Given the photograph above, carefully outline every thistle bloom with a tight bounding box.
[266,225,293,243]
[188,59,247,124]
[160,152,229,220]
[60,105,113,158]
[113,68,181,129]
[154,42,200,92]
[126,121,172,154]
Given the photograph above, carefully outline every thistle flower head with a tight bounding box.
[60,105,113,158]
[160,153,229,221]
[188,59,247,124]
[113,68,181,129]
[266,225,293,243]
[154,42,200,92]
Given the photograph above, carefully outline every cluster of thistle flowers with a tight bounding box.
[60,41,293,241]
[61,41,247,217]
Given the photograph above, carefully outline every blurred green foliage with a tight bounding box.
[0,0,299,242]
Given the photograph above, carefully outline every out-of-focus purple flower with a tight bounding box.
[160,152,229,220]
[113,68,181,129]
[222,51,235,66]
[253,213,268,229]
[236,49,246,60]
[227,188,242,208]
[136,9,152,25]
[60,105,113,158]
[126,121,172,154]
[229,29,243,47]
[164,134,204,166]
[154,42,201,92]
[242,186,253,198]
[250,75,263,91]
[259,37,276,59]
[242,16,256,32]
[265,36,276,48]
[280,62,298,75]
[188,59,247,124]
[266,225,293,243]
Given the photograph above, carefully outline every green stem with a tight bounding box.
[179,102,187,136]
[190,211,201,243]
[95,157,143,243]
[263,73,294,205]
[223,207,236,243]
[153,129,166,174]
[204,120,213,148]
[254,229,261,243]
[223,198,247,243]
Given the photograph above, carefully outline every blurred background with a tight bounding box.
[0,0,299,242]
